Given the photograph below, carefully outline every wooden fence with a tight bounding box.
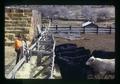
[6,26,56,79]
[42,25,115,34]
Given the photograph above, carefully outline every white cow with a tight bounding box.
[86,56,115,76]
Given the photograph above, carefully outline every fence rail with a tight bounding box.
[6,56,26,78]
[42,25,115,34]
[6,23,56,79]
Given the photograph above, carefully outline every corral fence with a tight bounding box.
[41,25,115,34]
[6,23,56,79]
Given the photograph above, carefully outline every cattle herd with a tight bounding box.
[55,43,115,79]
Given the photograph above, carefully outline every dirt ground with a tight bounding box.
[55,33,115,52]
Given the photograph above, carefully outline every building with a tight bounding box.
[82,21,98,33]
[82,21,98,28]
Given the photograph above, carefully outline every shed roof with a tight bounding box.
[82,21,92,27]
[82,21,97,27]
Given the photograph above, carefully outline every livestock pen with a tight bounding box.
[5,5,115,79]
[54,33,115,79]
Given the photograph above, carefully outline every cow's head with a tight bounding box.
[86,56,95,65]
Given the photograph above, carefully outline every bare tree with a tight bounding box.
[38,5,72,19]
[81,6,97,22]
[7,5,113,21]
[96,9,110,21]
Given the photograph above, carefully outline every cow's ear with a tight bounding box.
[90,56,95,62]
[91,56,95,59]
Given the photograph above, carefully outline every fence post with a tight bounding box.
[69,26,71,30]
[69,26,71,34]
[109,26,112,34]
[83,27,85,34]
[56,25,58,34]
[96,26,99,34]
[50,18,52,22]
[42,25,44,31]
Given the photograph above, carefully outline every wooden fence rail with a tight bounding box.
[6,24,56,79]
[42,25,115,34]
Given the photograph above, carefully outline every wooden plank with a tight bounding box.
[29,37,41,50]
[31,50,52,56]
[39,43,53,45]
[50,30,80,33]
[37,25,41,34]
[51,29,114,33]
[41,55,52,65]
[50,27,115,33]
[29,30,48,50]
[50,35,56,78]
[6,56,26,79]
[33,63,51,78]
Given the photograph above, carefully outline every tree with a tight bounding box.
[96,9,110,21]
[81,6,97,22]
[38,5,72,19]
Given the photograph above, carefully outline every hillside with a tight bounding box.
[6,5,115,20]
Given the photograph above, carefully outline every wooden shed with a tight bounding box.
[82,21,98,28]
[82,21,98,33]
